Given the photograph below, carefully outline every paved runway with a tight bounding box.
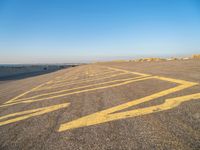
[0,59,200,149]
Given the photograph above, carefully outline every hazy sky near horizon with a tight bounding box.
[0,0,200,63]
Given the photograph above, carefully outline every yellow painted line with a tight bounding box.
[13,76,147,102]
[46,70,121,85]
[49,69,84,83]
[42,73,130,89]
[2,65,199,131]
[0,103,69,127]
[50,70,116,79]
[4,72,78,104]
[103,66,150,77]
[4,81,52,104]
[50,76,79,84]
[57,65,199,131]
[58,92,200,132]
[102,66,197,85]
[5,70,80,104]
[38,72,131,90]
[87,70,119,76]
[0,76,153,107]
[45,67,84,83]
[153,76,195,84]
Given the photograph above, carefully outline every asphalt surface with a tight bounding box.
[0,59,200,150]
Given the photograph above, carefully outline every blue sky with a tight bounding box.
[0,0,200,63]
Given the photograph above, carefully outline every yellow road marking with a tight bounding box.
[49,76,79,84]
[5,81,51,104]
[5,75,76,104]
[49,70,117,84]
[0,103,69,127]
[104,66,150,77]
[37,72,132,90]
[53,72,128,85]
[103,66,197,85]
[1,76,153,107]
[13,76,146,102]
[1,65,199,131]
[58,93,200,131]
[86,70,119,76]
[57,66,199,131]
